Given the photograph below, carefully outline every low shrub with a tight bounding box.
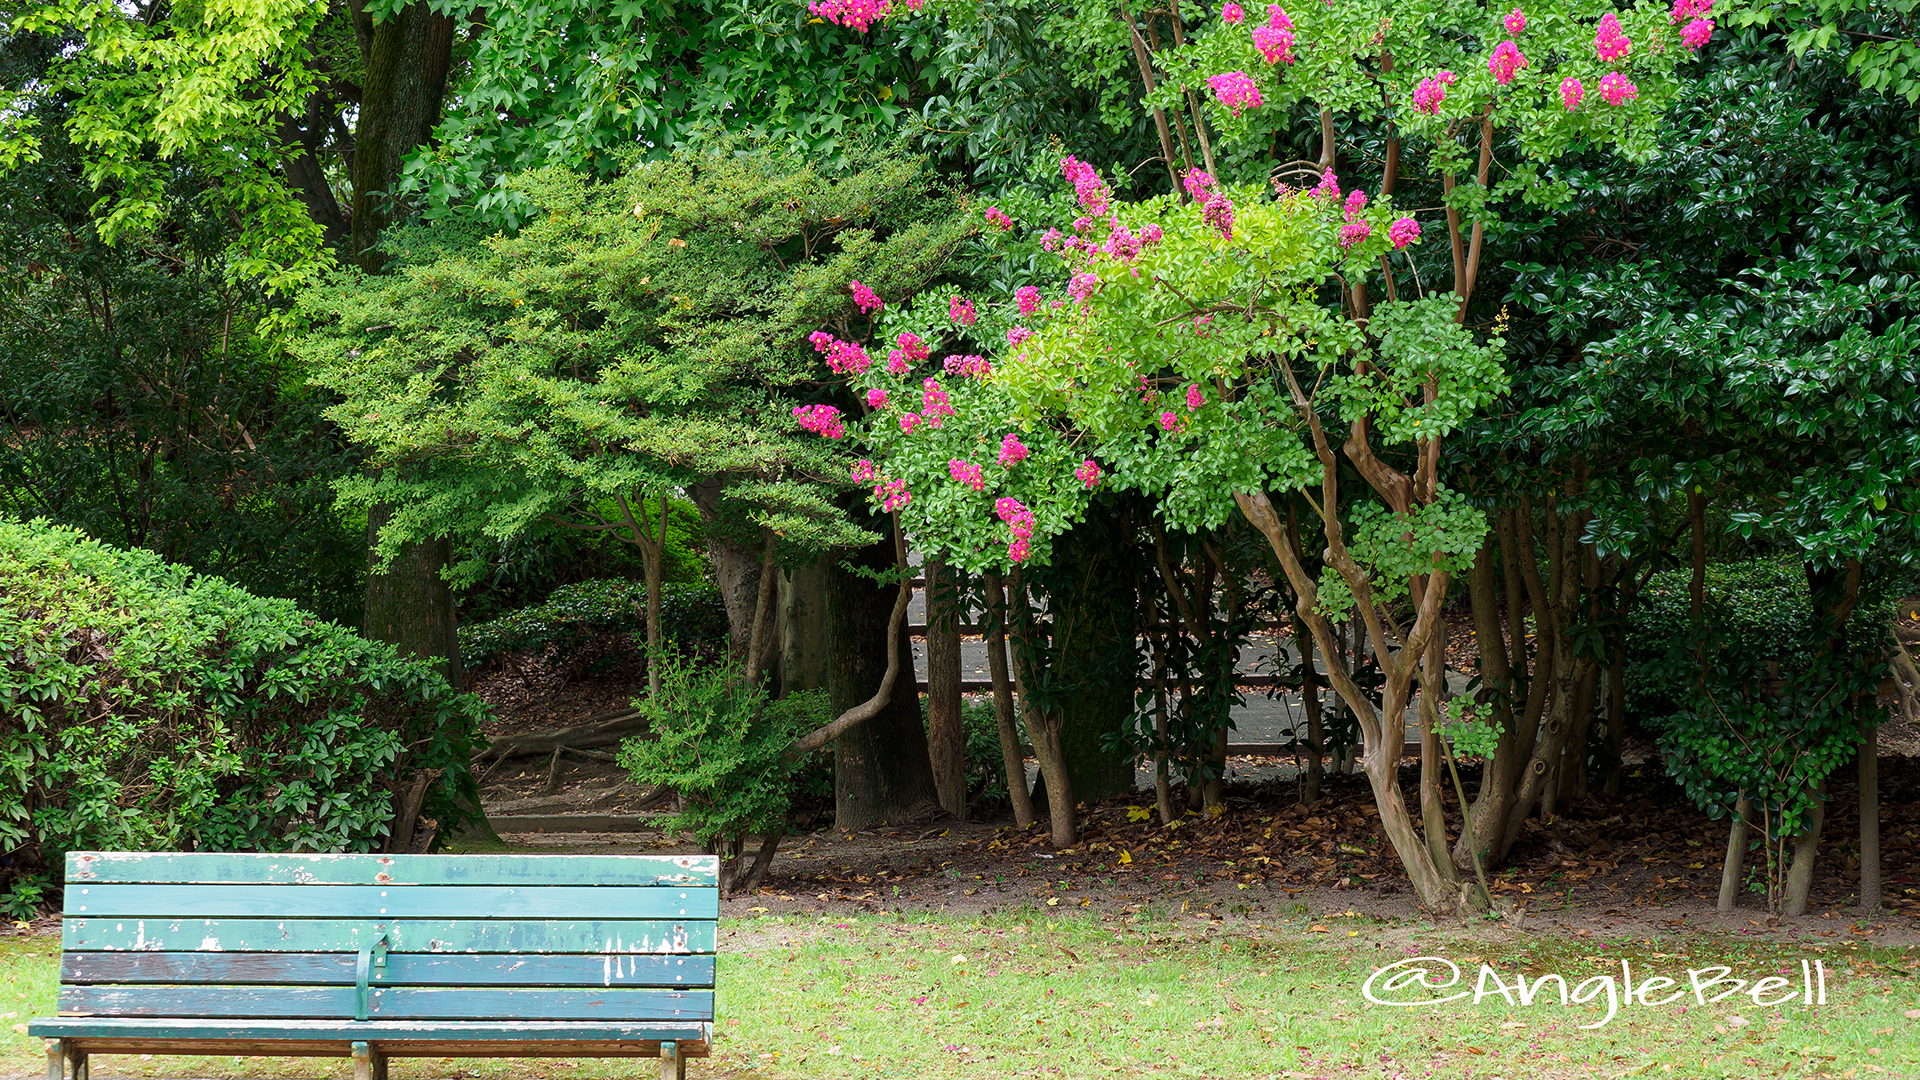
[0,517,488,912]
[458,578,728,672]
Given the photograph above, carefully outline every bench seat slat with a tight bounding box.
[69,883,716,920]
[69,852,716,888]
[66,917,713,954]
[59,986,715,1022]
[29,1017,712,1045]
[62,951,716,988]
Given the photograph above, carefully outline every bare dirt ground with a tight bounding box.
[465,625,1920,946]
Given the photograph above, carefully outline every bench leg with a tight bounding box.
[65,1047,87,1080]
[659,1039,685,1080]
[351,1040,386,1080]
[44,1039,62,1080]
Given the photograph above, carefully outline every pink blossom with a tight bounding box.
[792,404,846,439]
[865,387,889,409]
[875,478,911,512]
[1075,458,1103,489]
[1060,155,1112,215]
[949,295,976,326]
[1183,168,1216,200]
[1142,223,1163,244]
[1313,170,1341,200]
[949,459,986,492]
[1560,76,1585,110]
[1389,216,1420,250]
[1222,1,1245,22]
[809,333,870,375]
[1489,40,1527,85]
[1504,7,1525,34]
[1185,384,1206,410]
[998,433,1030,466]
[1040,228,1063,252]
[1412,75,1448,115]
[1071,215,1094,234]
[1339,219,1372,248]
[1068,271,1100,303]
[849,279,883,314]
[886,331,928,374]
[1266,3,1292,28]
[1104,218,1144,260]
[943,354,992,377]
[808,0,891,32]
[995,496,1038,562]
[1193,314,1213,336]
[1681,17,1713,48]
[1595,13,1631,62]
[984,206,1013,230]
[1209,71,1263,116]
[852,459,877,484]
[1670,0,1711,24]
[899,412,921,434]
[1007,326,1033,346]
[1015,285,1042,315]
[1253,25,1295,64]
[1203,192,1234,239]
[1159,411,1182,432]
[921,377,956,426]
[1598,70,1638,105]
[1344,188,1368,217]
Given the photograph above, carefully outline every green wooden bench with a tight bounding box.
[31,851,718,1080]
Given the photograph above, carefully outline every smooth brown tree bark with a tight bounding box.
[925,557,968,819]
[828,533,939,831]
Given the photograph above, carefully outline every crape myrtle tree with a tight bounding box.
[302,142,973,700]
[817,0,1709,910]
[1491,45,1920,913]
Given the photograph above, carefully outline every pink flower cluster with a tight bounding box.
[1489,40,1527,85]
[921,378,955,426]
[848,279,882,314]
[887,331,929,374]
[1185,384,1206,410]
[1209,71,1263,117]
[1670,0,1712,23]
[1007,326,1033,346]
[949,459,986,492]
[809,331,871,375]
[1561,76,1585,110]
[1389,216,1420,249]
[1598,71,1638,106]
[984,206,1013,230]
[949,295,976,326]
[999,433,1030,466]
[793,404,846,439]
[1594,13,1631,62]
[943,354,992,377]
[1016,286,1042,315]
[996,497,1037,563]
[1060,155,1112,216]
[1313,169,1341,200]
[1075,458,1103,490]
[899,412,921,433]
[1339,220,1371,248]
[865,388,888,408]
[1222,1,1245,23]
[852,459,877,483]
[1504,7,1526,34]
[1412,71,1457,115]
[808,0,892,32]
[1681,17,1713,48]
[1068,271,1101,303]
[1336,182,1373,248]
[1253,5,1296,64]
[1185,168,1234,239]
[875,478,911,512]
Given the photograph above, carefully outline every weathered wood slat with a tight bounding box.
[28,1017,712,1046]
[68,852,718,888]
[29,1038,709,1059]
[59,986,714,1022]
[68,883,716,920]
[63,952,715,988]
[65,918,714,955]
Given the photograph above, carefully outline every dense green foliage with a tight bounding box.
[0,518,488,911]
[459,578,730,671]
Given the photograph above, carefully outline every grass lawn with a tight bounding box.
[4,908,1914,1079]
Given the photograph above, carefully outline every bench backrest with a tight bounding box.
[57,851,719,1025]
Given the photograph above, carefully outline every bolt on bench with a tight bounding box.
[31,851,718,1080]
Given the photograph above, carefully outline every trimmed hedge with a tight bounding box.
[458,577,729,670]
[0,517,488,914]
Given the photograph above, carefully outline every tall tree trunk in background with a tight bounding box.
[363,502,462,687]
[925,557,968,819]
[688,478,770,661]
[779,560,832,696]
[1009,570,1076,847]
[828,532,939,831]
[1050,510,1140,802]
[984,572,1037,828]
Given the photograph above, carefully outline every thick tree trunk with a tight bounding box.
[688,478,770,661]
[346,0,456,270]
[1009,572,1075,847]
[827,534,938,831]
[984,573,1036,828]
[1784,780,1826,917]
[1718,794,1751,913]
[363,503,462,687]
[925,557,968,819]
[779,560,832,696]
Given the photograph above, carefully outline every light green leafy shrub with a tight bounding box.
[0,517,488,911]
